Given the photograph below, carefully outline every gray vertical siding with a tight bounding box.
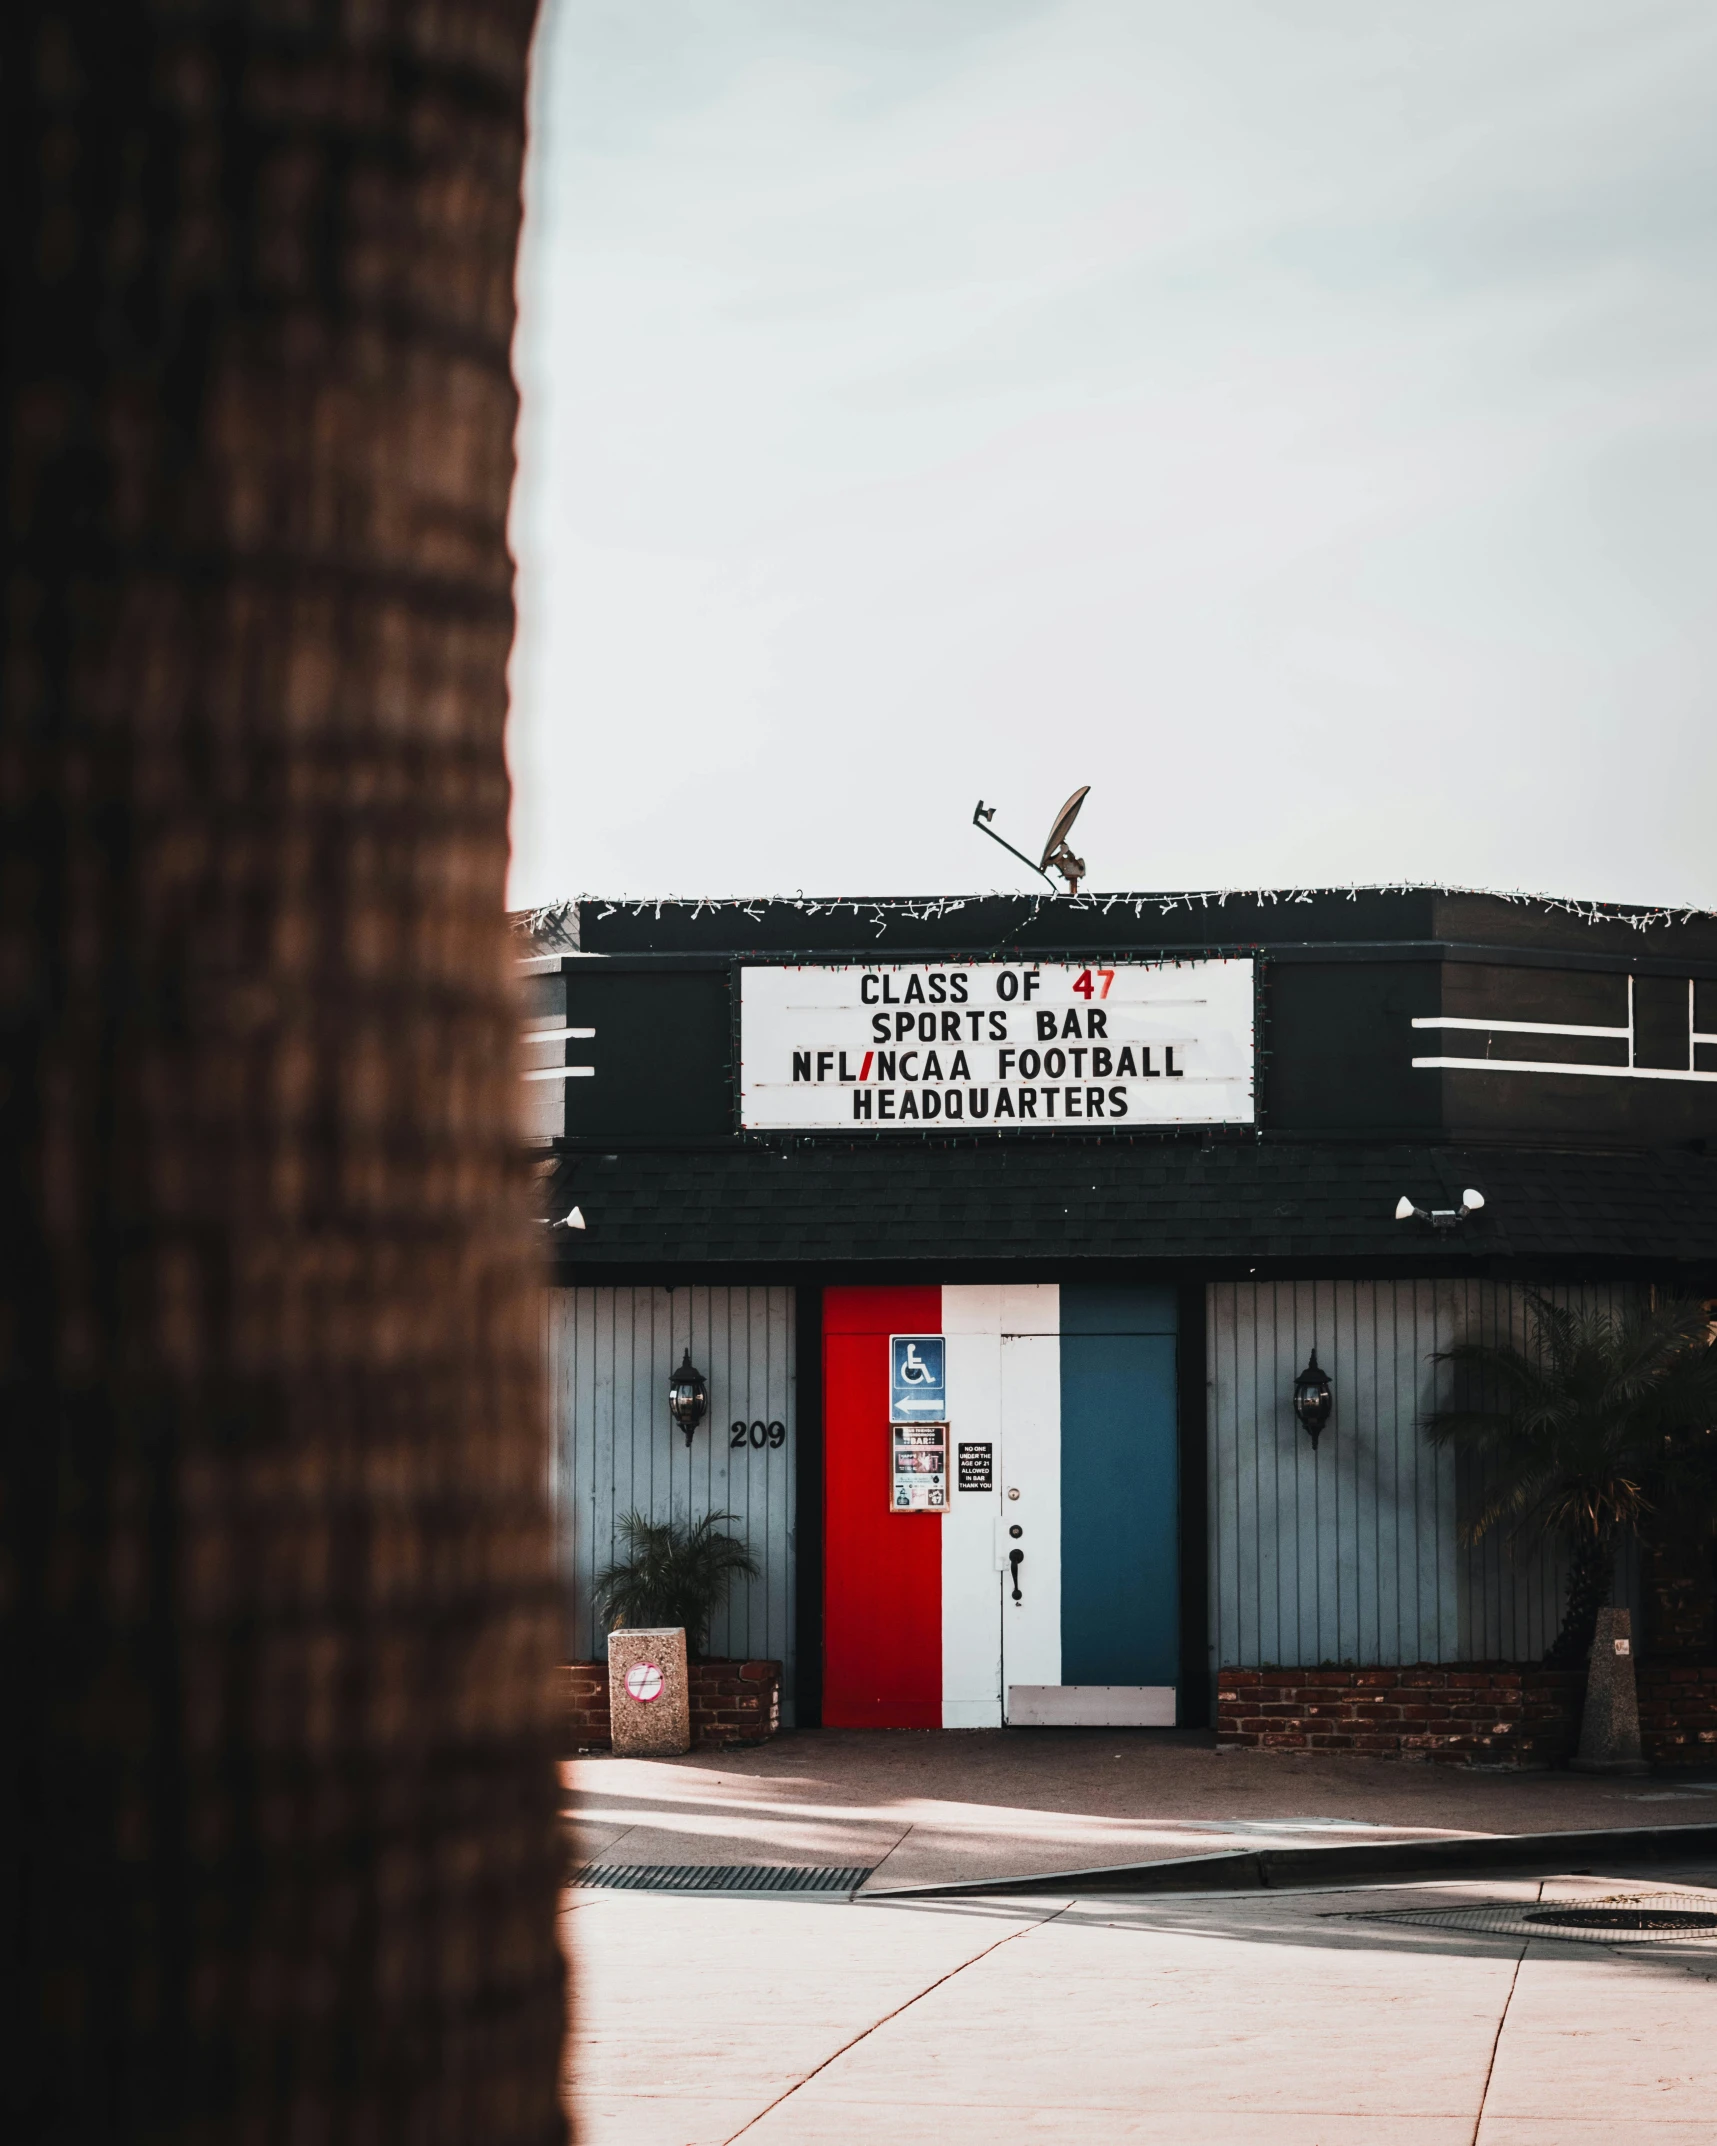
[1208,1280,1639,1670]
[547,1287,797,1713]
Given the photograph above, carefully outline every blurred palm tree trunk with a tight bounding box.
[3,4,565,2139]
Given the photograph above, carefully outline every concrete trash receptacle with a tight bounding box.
[607,1627,691,1756]
[1571,1606,1649,1776]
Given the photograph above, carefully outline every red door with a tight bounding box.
[822,1286,943,1728]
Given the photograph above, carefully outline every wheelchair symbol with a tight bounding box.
[891,1334,946,1419]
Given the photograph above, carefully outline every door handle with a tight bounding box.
[1008,1547,1024,1603]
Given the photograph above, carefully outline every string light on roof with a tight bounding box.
[513,884,1717,947]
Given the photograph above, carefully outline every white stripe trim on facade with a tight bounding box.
[1410,1016,1628,1039]
[1412,1055,1717,1082]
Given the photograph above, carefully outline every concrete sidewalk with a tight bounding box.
[564,1863,1717,2143]
[565,1728,1717,1890]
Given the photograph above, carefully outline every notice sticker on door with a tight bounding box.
[891,1422,947,1511]
[957,1442,994,1492]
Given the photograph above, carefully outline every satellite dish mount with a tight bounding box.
[972,786,1090,895]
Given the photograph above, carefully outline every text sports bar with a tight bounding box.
[739,959,1255,1131]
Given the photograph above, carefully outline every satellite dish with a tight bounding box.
[1039,786,1090,894]
[971,785,1093,893]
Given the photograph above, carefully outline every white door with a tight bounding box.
[940,1320,1003,1726]
[999,1333,1061,1716]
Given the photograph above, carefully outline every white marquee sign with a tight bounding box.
[740,959,1255,1130]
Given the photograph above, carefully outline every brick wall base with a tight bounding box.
[562,1659,782,1753]
[562,1655,1716,1765]
[1639,1664,1717,1768]
[1217,1662,1717,1767]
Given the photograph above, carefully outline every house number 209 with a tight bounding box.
[730,1420,787,1450]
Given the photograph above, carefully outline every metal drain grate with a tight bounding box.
[568,1863,873,1896]
[1341,1893,1717,1945]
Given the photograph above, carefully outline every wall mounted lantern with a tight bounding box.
[1293,1349,1333,1450]
[668,1348,709,1446]
[1395,1188,1485,1231]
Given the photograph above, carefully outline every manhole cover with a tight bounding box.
[1340,1893,1717,1945]
[567,1863,873,1895]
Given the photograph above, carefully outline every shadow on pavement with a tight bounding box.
[848,1868,1717,1971]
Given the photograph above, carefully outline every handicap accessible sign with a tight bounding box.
[890,1334,947,1422]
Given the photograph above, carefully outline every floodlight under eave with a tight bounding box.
[1394,1196,1418,1222]
[1460,1189,1486,1215]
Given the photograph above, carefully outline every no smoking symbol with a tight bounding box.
[624,1661,664,1704]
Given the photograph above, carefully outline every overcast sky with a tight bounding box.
[508,0,1717,913]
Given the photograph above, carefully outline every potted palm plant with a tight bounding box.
[595,1511,761,1757]
[595,1509,760,1657]
[1424,1293,1717,1763]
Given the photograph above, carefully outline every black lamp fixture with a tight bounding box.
[668,1347,709,1446]
[1293,1348,1333,1450]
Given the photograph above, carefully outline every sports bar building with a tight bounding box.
[520,888,1717,1735]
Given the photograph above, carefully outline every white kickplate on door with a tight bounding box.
[1007,1685,1176,1727]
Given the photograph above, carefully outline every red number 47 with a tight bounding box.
[1072,968,1116,1000]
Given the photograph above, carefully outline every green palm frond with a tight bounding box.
[1424,1293,1717,1663]
[595,1510,760,1657]
[1424,1293,1717,1554]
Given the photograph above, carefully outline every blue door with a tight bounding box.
[1058,1286,1180,1689]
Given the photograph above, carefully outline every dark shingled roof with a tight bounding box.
[545,1141,1717,1278]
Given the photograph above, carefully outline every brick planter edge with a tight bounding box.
[562,1658,782,1753]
